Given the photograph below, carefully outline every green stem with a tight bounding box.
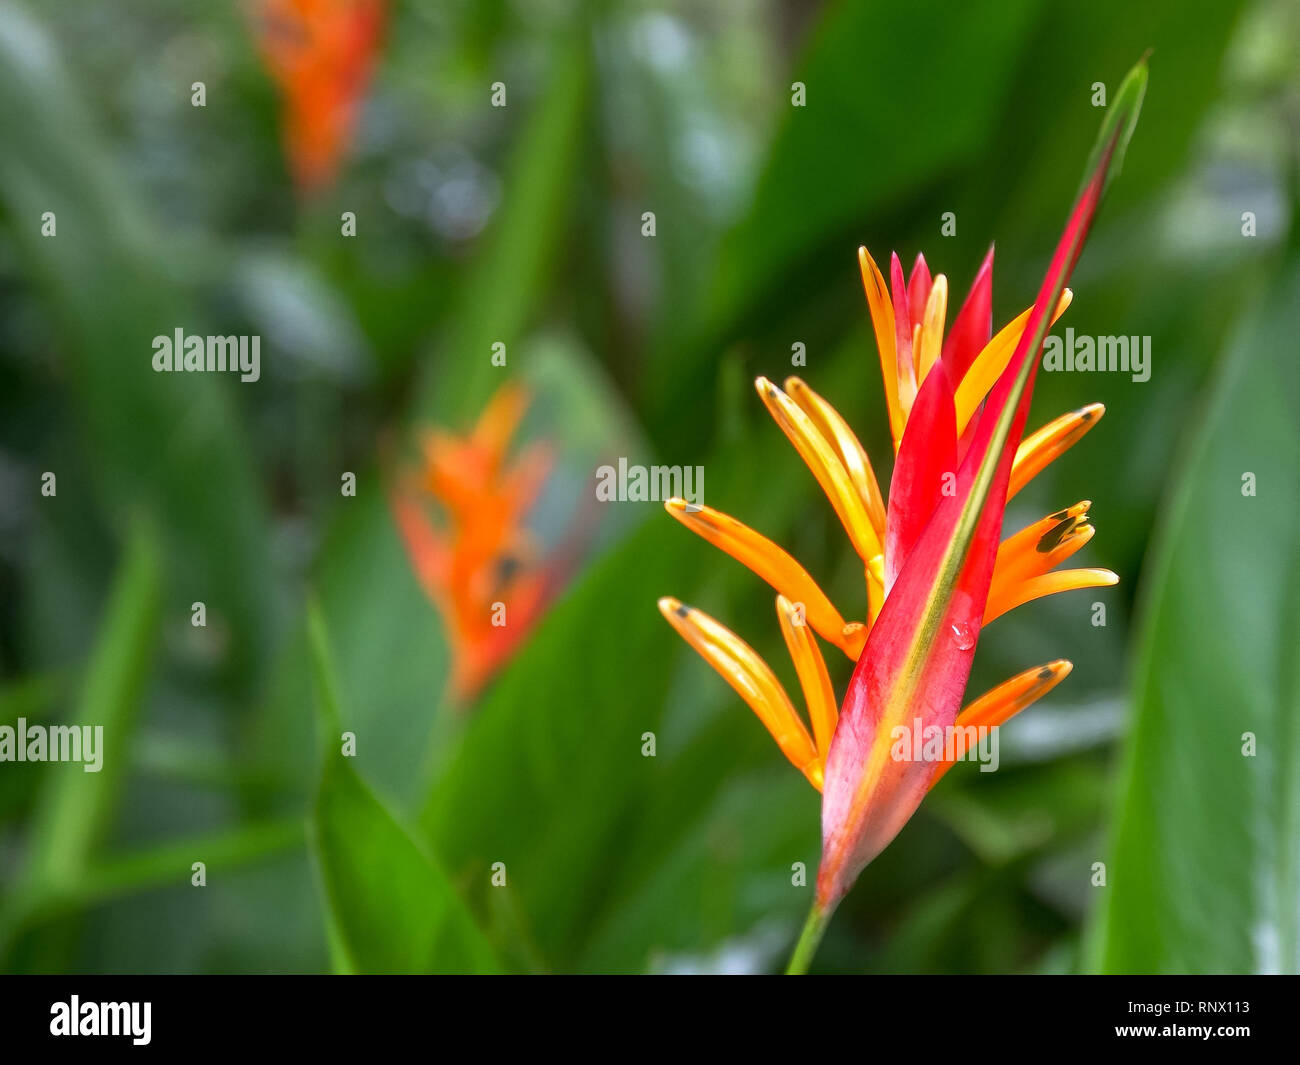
[785,898,833,975]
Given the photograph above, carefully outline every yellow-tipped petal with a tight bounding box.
[663,498,863,658]
[995,501,1091,563]
[930,660,1073,784]
[993,502,1093,589]
[1009,403,1105,500]
[858,247,906,449]
[866,552,885,587]
[472,381,529,460]
[784,376,887,535]
[865,552,886,628]
[984,567,1119,625]
[658,597,822,788]
[755,377,884,564]
[961,659,1074,728]
[776,595,838,758]
[990,522,1095,615]
[954,289,1073,434]
[916,274,948,383]
[1031,522,1094,573]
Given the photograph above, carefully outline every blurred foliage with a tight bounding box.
[1089,251,1300,973]
[0,0,1295,973]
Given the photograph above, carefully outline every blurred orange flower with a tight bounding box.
[251,0,387,193]
[392,385,561,703]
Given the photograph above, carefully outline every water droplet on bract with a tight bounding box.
[950,621,975,651]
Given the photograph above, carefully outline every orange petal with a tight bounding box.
[995,501,1091,568]
[929,659,1073,785]
[664,499,864,658]
[776,595,838,758]
[391,492,450,602]
[472,381,530,467]
[755,377,883,563]
[984,567,1118,624]
[658,597,822,788]
[784,377,887,536]
[992,502,1094,589]
[1009,404,1105,500]
[858,247,905,450]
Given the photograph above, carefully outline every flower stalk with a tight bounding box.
[785,899,834,976]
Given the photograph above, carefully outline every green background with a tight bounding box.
[0,0,1296,973]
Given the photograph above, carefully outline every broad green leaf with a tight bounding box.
[306,603,498,974]
[1088,262,1300,973]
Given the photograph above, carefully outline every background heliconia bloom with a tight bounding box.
[0,0,1295,975]
[391,384,576,703]
[251,0,387,193]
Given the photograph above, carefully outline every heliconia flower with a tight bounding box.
[251,0,387,194]
[392,384,562,703]
[658,59,1147,971]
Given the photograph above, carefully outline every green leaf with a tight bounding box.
[19,519,162,895]
[1088,262,1300,973]
[0,518,161,963]
[306,603,498,974]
